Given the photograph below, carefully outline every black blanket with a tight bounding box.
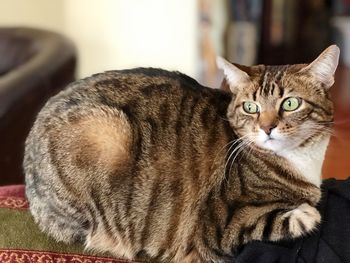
[235,178,350,262]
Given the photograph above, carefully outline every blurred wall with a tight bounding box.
[0,0,198,78]
[0,0,65,33]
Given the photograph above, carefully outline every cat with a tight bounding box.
[24,45,339,263]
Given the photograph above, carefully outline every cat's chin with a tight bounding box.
[255,139,285,153]
[263,138,283,151]
[252,133,281,153]
[252,129,302,154]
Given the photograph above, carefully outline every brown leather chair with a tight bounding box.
[0,27,76,185]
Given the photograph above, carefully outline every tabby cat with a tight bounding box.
[24,45,339,262]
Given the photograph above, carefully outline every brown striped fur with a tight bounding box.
[24,46,339,262]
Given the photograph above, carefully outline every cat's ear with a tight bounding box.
[299,45,340,88]
[216,56,252,93]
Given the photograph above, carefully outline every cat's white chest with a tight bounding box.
[278,137,330,187]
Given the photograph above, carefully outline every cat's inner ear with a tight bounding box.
[299,45,340,88]
[216,56,252,93]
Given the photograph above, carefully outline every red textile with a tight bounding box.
[0,249,141,263]
[0,185,25,198]
[0,185,28,209]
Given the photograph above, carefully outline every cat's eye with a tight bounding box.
[243,102,259,114]
[281,97,301,111]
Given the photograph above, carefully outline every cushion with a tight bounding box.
[0,32,35,76]
[0,185,142,263]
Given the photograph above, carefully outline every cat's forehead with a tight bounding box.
[247,65,304,101]
[261,65,289,82]
[246,65,287,100]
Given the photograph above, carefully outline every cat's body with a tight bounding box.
[24,46,339,262]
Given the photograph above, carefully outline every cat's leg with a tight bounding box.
[241,203,321,243]
[268,203,321,240]
[85,226,137,260]
[221,203,321,254]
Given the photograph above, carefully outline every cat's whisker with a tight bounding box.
[216,138,243,181]
[246,141,256,158]
[219,116,231,122]
[227,138,253,177]
[326,119,350,125]
[232,140,254,167]
[303,126,343,142]
[224,139,246,177]
[211,139,236,170]
[236,139,254,162]
[227,142,245,178]
[223,140,243,178]
[298,124,336,138]
[218,135,252,183]
[222,141,238,176]
[302,126,335,135]
[300,124,347,143]
[316,120,334,125]
[228,141,251,172]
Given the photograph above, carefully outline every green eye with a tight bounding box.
[243,102,259,114]
[282,97,301,111]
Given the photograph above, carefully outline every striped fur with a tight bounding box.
[24,57,335,262]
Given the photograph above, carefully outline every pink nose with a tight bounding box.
[260,124,277,135]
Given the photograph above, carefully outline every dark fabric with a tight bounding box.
[235,178,350,263]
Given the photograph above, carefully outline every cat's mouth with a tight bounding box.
[259,135,284,152]
[263,134,278,143]
[264,137,279,146]
[264,136,275,142]
[253,130,291,153]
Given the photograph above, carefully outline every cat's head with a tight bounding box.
[218,45,339,154]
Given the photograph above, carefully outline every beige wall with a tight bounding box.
[0,0,65,33]
[0,0,198,78]
[64,0,198,78]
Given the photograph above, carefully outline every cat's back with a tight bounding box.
[27,67,232,158]
[25,67,231,161]
[42,67,226,113]
[25,67,232,182]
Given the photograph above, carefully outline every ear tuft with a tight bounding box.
[300,45,340,88]
[216,56,251,92]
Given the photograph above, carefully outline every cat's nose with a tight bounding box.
[261,124,277,135]
[259,111,278,135]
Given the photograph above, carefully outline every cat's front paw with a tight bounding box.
[283,203,321,238]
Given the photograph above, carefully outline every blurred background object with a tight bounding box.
[258,0,332,64]
[0,0,349,184]
[0,0,197,79]
[0,27,76,185]
[198,0,227,88]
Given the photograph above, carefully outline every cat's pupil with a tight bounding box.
[288,100,291,107]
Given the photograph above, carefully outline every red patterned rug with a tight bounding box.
[0,184,142,263]
[0,185,28,209]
